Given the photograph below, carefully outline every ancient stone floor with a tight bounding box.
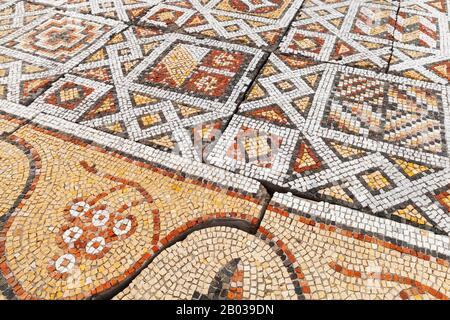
[0,0,449,300]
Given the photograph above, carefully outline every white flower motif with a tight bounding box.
[92,209,110,227]
[62,226,83,244]
[113,218,132,236]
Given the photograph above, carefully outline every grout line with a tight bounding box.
[266,0,306,54]
[0,112,39,139]
[269,0,306,54]
[386,0,402,73]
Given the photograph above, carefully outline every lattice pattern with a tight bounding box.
[0,0,449,302]
[31,27,267,161]
[63,0,162,23]
[138,0,304,49]
[207,53,450,233]
[388,0,450,84]
[0,2,125,105]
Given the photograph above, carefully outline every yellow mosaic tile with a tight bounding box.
[0,113,22,134]
[361,170,392,191]
[114,193,450,300]
[0,121,267,300]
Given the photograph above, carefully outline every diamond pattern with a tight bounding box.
[279,0,399,71]
[207,53,450,233]
[0,0,449,303]
[0,4,125,105]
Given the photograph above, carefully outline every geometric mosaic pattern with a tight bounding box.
[279,0,400,71]
[279,0,450,84]
[0,2,125,105]
[138,0,304,49]
[115,193,449,300]
[0,1,51,42]
[0,0,449,301]
[388,0,450,84]
[0,114,268,299]
[31,27,266,160]
[61,0,162,23]
[207,53,450,234]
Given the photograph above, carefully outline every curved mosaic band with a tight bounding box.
[0,112,23,135]
[116,193,449,300]
[206,52,450,235]
[0,114,269,300]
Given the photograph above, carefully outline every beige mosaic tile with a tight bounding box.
[0,115,268,300]
[115,226,298,300]
[0,113,22,134]
[0,0,448,302]
[115,192,449,300]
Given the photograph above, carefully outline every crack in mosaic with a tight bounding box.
[206,53,450,235]
[0,0,448,301]
[31,26,267,160]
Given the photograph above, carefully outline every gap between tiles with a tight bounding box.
[11,0,448,238]
[386,0,402,73]
[1,0,448,300]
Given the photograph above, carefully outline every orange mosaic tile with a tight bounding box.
[0,116,268,299]
[115,192,449,300]
[0,0,448,301]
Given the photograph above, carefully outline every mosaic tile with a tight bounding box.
[0,0,19,7]
[61,0,162,23]
[114,226,301,300]
[29,0,66,5]
[0,5,126,105]
[0,1,52,42]
[137,0,304,49]
[31,26,267,161]
[0,100,41,135]
[115,192,449,300]
[0,0,448,301]
[262,193,450,299]
[278,0,399,71]
[206,53,450,234]
[388,0,450,84]
[0,112,22,134]
[0,112,268,300]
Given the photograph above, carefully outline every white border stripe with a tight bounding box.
[270,192,450,258]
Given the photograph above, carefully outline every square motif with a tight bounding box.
[138,43,242,101]
[210,114,299,177]
[226,125,284,169]
[31,27,267,161]
[0,1,52,43]
[138,0,304,49]
[183,70,231,98]
[5,13,114,63]
[0,8,125,105]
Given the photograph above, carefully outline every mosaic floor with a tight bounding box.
[0,0,449,300]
